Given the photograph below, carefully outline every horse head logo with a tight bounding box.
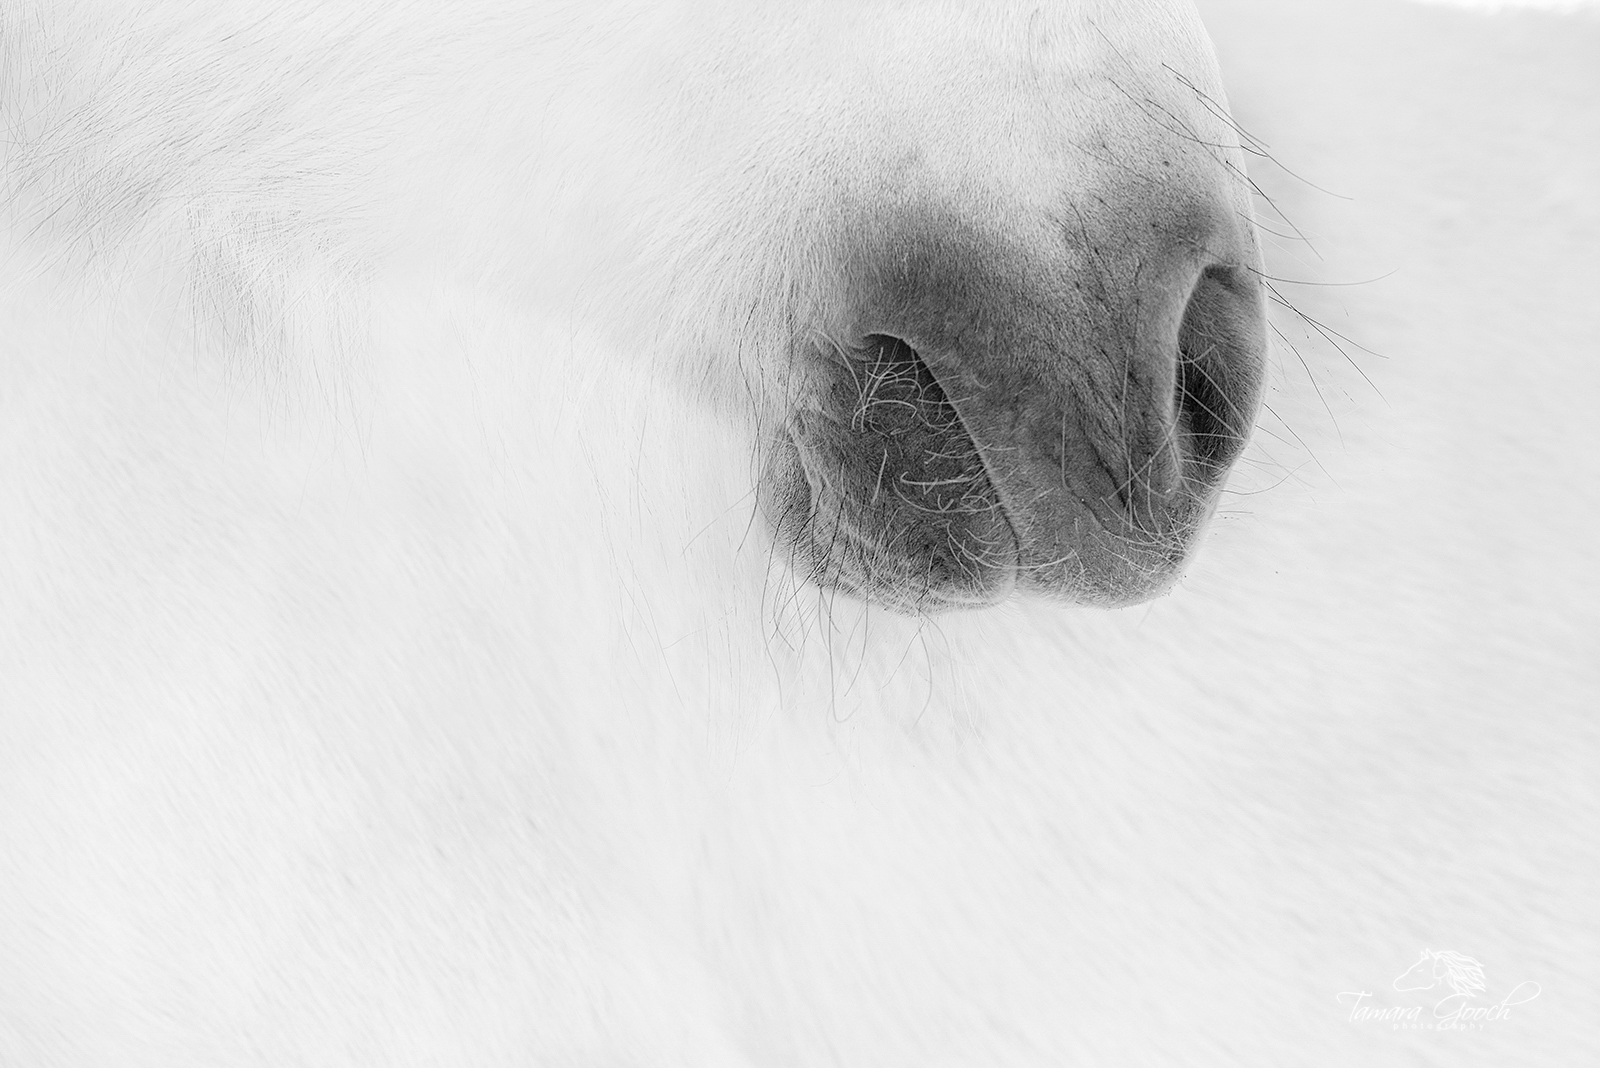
[1393,949,1488,998]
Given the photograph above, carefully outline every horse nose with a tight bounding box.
[768,184,1268,611]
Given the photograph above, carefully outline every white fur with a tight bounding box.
[1,0,1595,1064]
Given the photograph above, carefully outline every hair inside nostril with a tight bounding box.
[773,329,1015,610]
[1175,336,1238,472]
[844,335,957,435]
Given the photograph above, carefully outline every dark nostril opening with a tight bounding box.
[1174,266,1258,476]
[845,334,960,436]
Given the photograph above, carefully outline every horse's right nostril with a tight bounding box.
[1174,265,1267,478]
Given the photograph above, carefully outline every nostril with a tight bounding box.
[1175,338,1237,474]
[773,329,1016,610]
[1173,265,1263,476]
[851,334,949,434]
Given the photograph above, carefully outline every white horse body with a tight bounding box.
[1,0,1595,1064]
